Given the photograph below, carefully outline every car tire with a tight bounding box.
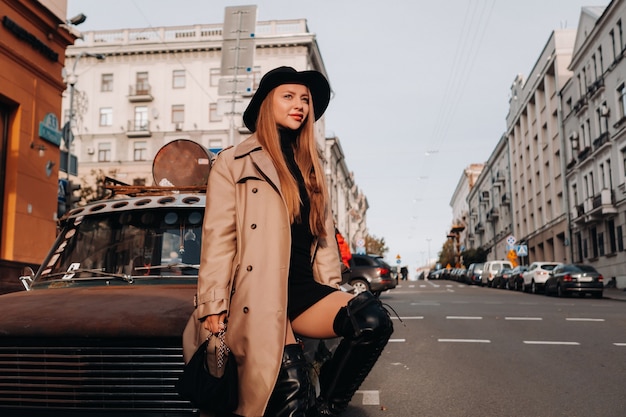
[531,280,538,294]
[350,279,369,295]
[557,285,564,298]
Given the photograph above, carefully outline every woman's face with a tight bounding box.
[272,83,310,130]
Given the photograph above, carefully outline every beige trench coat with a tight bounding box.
[182,134,342,417]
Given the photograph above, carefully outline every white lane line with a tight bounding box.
[389,339,406,342]
[355,390,380,405]
[505,317,543,321]
[446,316,482,320]
[446,288,455,293]
[566,318,605,322]
[614,343,626,346]
[523,341,580,345]
[408,284,415,288]
[391,316,424,320]
[438,338,491,343]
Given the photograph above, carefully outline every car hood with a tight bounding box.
[0,284,196,338]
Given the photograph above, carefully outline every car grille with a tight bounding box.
[0,338,195,416]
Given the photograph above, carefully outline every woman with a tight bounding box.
[195,66,393,417]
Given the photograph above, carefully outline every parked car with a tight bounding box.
[480,260,513,287]
[508,265,528,291]
[522,261,562,293]
[465,262,484,285]
[492,267,513,289]
[545,263,604,298]
[345,254,396,296]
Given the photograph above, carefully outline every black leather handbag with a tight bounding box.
[176,330,238,413]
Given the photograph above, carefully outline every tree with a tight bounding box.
[460,247,488,267]
[437,239,456,268]
[79,169,109,204]
[365,234,388,257]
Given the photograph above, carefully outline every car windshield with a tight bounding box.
[573,264,598,273]
[34,207,203,286]
[540,264,558,271]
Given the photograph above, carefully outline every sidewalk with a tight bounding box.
[604,287,626,301]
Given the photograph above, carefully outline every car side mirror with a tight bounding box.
[19,266,35,291]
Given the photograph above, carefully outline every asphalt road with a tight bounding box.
[341,280,626,417]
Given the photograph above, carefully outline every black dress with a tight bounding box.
[280,130,336,320]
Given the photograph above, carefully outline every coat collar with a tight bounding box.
[233,134,281,192]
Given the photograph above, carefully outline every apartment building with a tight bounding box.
[562,0,626,287]
[467,135,513,262]
[505,29,577,264]
[449,163,483,263]
[63,16,367,250]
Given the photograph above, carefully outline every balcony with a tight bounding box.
[128,83,154,102]
[126,120,152,138]
[592,132,609,150]
[579,189,616,223]
[474,222,485,234]
[586,77,604,99]
[577,146,591,162]
[501,193,511,205]
[486,207,499,222]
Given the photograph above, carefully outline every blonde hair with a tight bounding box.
[255,88,328,238]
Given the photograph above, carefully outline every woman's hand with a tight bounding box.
[203,311,227,334]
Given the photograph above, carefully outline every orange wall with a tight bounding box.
[0,0,75,265]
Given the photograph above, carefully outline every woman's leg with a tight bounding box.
[295,291,394,416]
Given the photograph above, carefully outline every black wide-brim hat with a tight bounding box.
[243,66,331,132]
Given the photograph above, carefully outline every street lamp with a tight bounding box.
[64,52,105,179]
[426,238,432,268]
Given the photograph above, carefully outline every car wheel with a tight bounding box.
[531,280,538,294]
[350,279,369,295]
[557,285,564,298]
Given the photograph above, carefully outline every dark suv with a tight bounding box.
[345,254,396,296]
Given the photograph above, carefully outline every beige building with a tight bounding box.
[63,15,367,251]
[562,1,626,287]
[467,135,513,262]
[505,29,577,265]
[449,163,483,264]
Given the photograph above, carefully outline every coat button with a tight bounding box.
[251,224,257,229]
[252,188,258,193]
[243,307,249,314]
[246,265,253,271]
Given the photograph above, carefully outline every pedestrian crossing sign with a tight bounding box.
[516,245,528,256]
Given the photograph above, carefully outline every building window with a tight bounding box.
[621,148,626,179]
[172,104,185,123]
[598,231,605,257]
[173,70,186,88]
[209,103,221,122]
[134,106,148,131]
[618,226,624,252]
[618,83,626,119]
[98,142,111,162]
[618,19,624,52]
[133,141,148,161]
[598,46,604,74]
[608,219,617,254]
[590,227,598,258]
[99,107,113,126]
[576,232,583,262]
[133,177,147,186]
[101,73,113,92]
[136,72,149,94]
[610,30,616,61]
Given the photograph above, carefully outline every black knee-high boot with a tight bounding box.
[264,343,316,417]
[316,291,394,416]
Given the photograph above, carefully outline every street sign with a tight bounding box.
[516,245,528,256]
[506,235,516,246]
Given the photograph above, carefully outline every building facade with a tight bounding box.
[0,0,76,293]
[562,0,626,287]
[467,135,513,262]
[449,163,483,264]
[63,16,367,250]
[505,29,577,265]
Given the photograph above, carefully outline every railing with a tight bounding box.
[592,131,609,150]
[75,19,310,47]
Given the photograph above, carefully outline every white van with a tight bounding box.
[481,260,513,287]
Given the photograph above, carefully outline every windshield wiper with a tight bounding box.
[42,268,135,283]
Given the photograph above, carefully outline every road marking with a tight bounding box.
[389,339,406,342]
[446,288,455,293]
[438,338,491,343]
[446,316,482,320]
[446,285,453,287]
[410,301,440,306]
[614,343,626,346]
[355,390,379,405]
[408,284,415,288]
[523,341,580,345]
[566,318,605,322]
[391,316,424,320]
[505,317,543,321]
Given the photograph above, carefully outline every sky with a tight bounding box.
[67,0,610,275]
